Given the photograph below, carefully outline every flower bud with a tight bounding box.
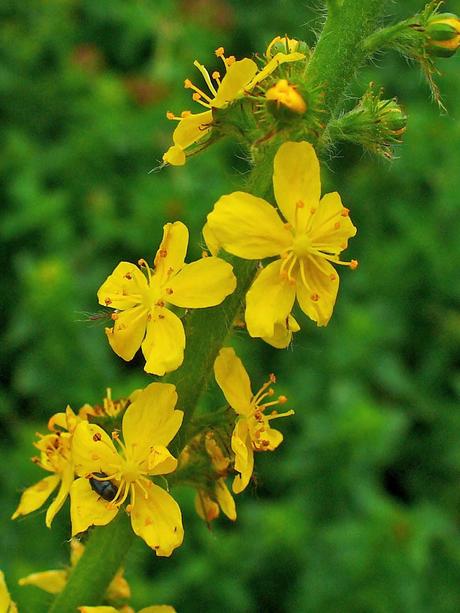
[426,13,460,57]
[265,35,309,59]
[266,79,307,116]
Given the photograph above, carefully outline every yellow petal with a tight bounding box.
[12,474,60,520]
[202,222,220,255]
[137,604,176,613]
[147,446,178,476]
[154,222,189,283]
[122,383,182,455]
[70,478,118,536]
[213,58,258,108]
[245,259,296,338]
[163,145,185,166]
[171,110,212,148]
[260,424,284,450]
[214,347,252,415]
[70,538,85,566]
[246,51,305,88]
[231,419,254,494]
[105,305,149,361]
[97,262,149,310]
[46,461,74,527]
[262,314,300,349]
[72,422,120,477]
[296,256,339,326]
[78,605,119,613]
[273,141,321,231]
[310,192,357,252]
[18,570,67,594]
[207,192,292,259]
[215,479,237,520]
[130,481,183,557]
[195,491,220,522]
[106,571,131,602]
[0,571,17,613]
[142,309,185,375]
[167,257,236,308]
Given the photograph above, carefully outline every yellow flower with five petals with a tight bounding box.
[214,347,294,493]
[12,415,75,527]
[207,141,357,338]
[163,46,305,165]
[98,221,236,376]
[70,383,183,557]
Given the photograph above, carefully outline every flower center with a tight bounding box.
[292,234,312,257]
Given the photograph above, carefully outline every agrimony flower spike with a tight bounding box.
[70,382,184,557]
[214,347,294,493]
[98,221,236,375]
[207,141,357,338]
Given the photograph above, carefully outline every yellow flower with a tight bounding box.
[194,434,236,522]
[163,46,305,165]
[79,606,175,613]
[98,221,236,375]
[70,383,184,557]
[19,539,130,601]
[0,571,18,613]
[266,79,307,114]
[214,347,294,493]
[207,141,357,337]
[12,420,75,527]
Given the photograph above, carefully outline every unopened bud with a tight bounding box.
[265,35,309,59]
[426,14,460,57]
[266,79,307,116]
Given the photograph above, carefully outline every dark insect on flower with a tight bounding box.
[89,472,118,501]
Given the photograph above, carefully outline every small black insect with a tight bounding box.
[89,472,118,501]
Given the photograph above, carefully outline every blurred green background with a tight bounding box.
[1,0,460,611]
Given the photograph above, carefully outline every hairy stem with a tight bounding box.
[48,2,388,609]
[48,511,133,613]
[305,0,388,123]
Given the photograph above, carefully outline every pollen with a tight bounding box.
[296,200,305,208]
[93,433,102,442]
[311,293,320,301]
[184,78,193,88]
[350,259,359,270]
[334,222,340,230]
[215,47,225,57]
[105,298,112,306]
[278,395,288,404]
[111,313,118,320]
[165,288,173,295]
[212,71,220,80]
[341,208,350,217]
[192,92,202,101]
[159,249,168,257]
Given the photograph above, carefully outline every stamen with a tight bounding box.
[136,477,150,500]
[193,60,218,97]
[112,431,127,455]
[137,258,152,284]
[267,409,295,421]
[185,74,214,104]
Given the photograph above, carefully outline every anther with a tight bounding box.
[111,313,118,320]
[341,208,350,217]
[311,293,319,301]
[350,259,358,269]
[192,92,202,101]
[267,388,275,397]
[166,111,175,120]
[156,300,165,307]
[105,298,112,306]
[334,222,340,230]
[278,395,288,404]
[124,272,132,280]
[165,288,173,295]
[159,249,168,257]
[93,433,102,442]
[181,110,191,118]
[296,200,305,208]
[158,314,165,320]
[330,273,337,281]
[215,47,225,57]
[226,55,235,65]
[269,373,276,383]
[310,207,316,214]
[184,79,193,88]
[212,70,220,80]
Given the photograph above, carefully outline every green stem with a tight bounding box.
[48,511,134,613]
[305,0,388,124]
[48,2,389,610]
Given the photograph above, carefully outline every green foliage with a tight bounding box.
[1,1,459,611]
